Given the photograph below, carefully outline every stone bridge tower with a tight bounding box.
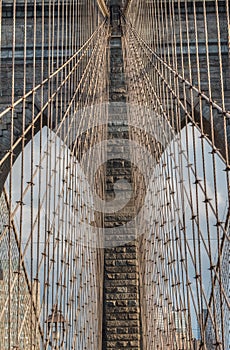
[102,1,142,349]
[0,0,229,349]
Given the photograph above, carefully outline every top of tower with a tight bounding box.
[109,0,128,10]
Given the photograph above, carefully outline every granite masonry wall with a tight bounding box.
[102,2,142,349]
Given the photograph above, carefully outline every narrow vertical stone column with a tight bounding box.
[102,2,142,349]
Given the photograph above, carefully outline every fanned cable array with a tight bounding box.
[0,0,229,349]
[0,0,109,349]
[124,1,229,349]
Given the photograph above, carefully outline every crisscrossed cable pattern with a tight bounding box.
[124,1,229,349]
[0,0,229,349]
[0,1,109,349]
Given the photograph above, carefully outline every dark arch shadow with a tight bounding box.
[0,95,55,194]
[180,96,229,164]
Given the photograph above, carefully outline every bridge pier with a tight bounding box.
[102,2,142,349]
